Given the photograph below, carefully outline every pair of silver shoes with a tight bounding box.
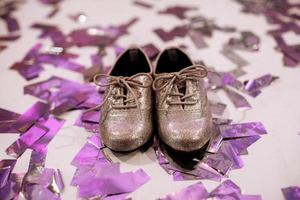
[93,47,214,152]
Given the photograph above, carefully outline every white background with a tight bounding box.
[0,0,300,199]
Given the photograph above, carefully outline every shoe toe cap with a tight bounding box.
[160,117,213,152]
[101,121,151,151]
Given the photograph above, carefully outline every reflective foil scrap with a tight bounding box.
[22,148,64,199]
[282,186,300,200]
[158,180,262,200]
[158,5,196,19]
[0,159,17,188]
[0,108,20,133]
[71,134,150,199]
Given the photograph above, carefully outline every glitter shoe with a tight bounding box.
[153,47,214,152]
[93,47,153,151]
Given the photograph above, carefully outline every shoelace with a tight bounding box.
[152,65,207,107]
[85,73,153,113]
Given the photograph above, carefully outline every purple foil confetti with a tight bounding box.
[78,168,149,198]
[282,186,300,200]
[0,108,20,133]
[209,101,227,116]
[224,87,252,110]
[189,31,208,49]
[24,76,99,115]
[36,53,84,73]
[12,101,50,133]
[159,180,261,200]
[23,149,64,199]
[30,116,65,151]
[243,74,278,97]
[71,134,150,199]
[10,62,44,80]
[221,45,249,67]
[158,6,196,19]
[0,159,17,188]
[159,182,209,200]
[236,0,300,67]
[228,31,260,51]
[0,173,24,200]
[6,124,49,158]
[154,25,189,42]
[133,0,153,9]
[219,122,267,138]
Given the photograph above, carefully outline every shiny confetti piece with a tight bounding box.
[31,23,72,48]
[24,76,99,115]
[25,184,60,200]
[0,159,17,188]
[282,186,300,200]
[30,116,65,151]
[236,0,300,67]
[78,168,149,198]
[71,135,107,168]
[0,45,7,53]
[68,18,138,47]
[154,25,189,42]
[39,0,63,19]
[0,34,20,41]
[81,110,100,123]
[158,182,209,200]
[28,148,47,170]
[0,173,24,200]
[158,5,196,19]
[71,133,150,199]
[1,15,20,33]
[133,0,153,9]
[0,0,22,43]
[244,74,278,97]
[12,101,50,133]
[190,15,236,37]
[159,180,261,199]
[221,45,249,67]
[22,149,64,199]
[0,108,20,133]
[228,31,260,51]
[209,101,227,116]
[224,87,252,110]
[6,124,49,158]
[189,31,208,49]
[36,53,84,73]
[10,62,44,80]
[219,122,267,138]
[229,135,261,155]
[206,130,223,153]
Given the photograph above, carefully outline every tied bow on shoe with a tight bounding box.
[152,65,207,106]
[85,73,153,113]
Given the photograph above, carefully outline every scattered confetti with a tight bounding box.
[235,0,300,67]
[159,180,262,200]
